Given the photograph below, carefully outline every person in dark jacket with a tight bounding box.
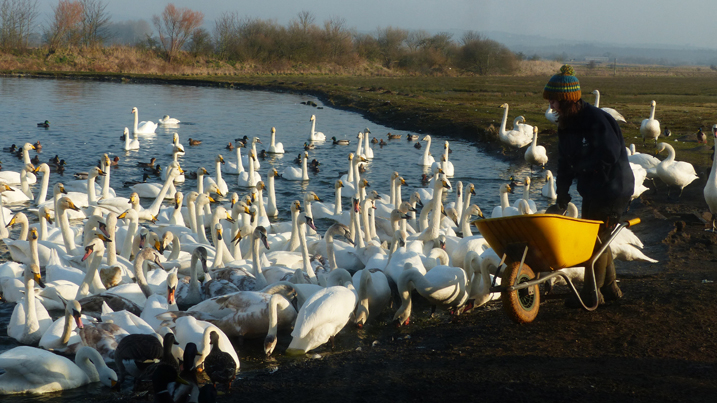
[543,65,635,307]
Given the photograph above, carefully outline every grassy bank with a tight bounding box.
[3,67,717,171]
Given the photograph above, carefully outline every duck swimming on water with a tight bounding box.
[37,120,50,128]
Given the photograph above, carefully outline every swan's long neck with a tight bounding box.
[168,234,181,261]
[347,158,354,183]
[460,208,474,237]
[59,205,77,255]
[356,269,372,323]
[429,180,444,234]
[353,161,361,200]
[215,160,223,188]
[120,215,137,259]
[87,174,97,204]
[501,189,510,210]
[287,209,300,252]
[147,171,176,217]
[76,247,105,298]
[370,202,378,240]
[36,169,50,206]
[334,186,342,215]
[22,148,31,165]
[298,223,316,284]
[24,269,38,335]
[266,294,281,349]
[664,144,676,164]
[271,131,276,147]
[395,182,403,209]
[267,175,278,216]
[188,198,198,234]
[60,308,74,345]
[422,137,431,162]
[236,146,244,174]
[354,203,365,249]
[248,155,256,188]
[135,253,153,297]
[532,130,539,148]
[197,172,204,194]
[361,200,372,245]
[650,103,656,120]
[499,106,509,136]
[593,91,601,107]
[390,177,396,207]
[196,200,210,244]
[107,216,118,266]
[133,111,139,132]
[364,134,371,158]
[355,135,363,157]
[326,231,337,270]
[301,155,309,181]
[257,189,267,218]
[311,119,316,137]
[102,164,111,200]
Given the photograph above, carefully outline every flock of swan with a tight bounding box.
[0,95,712,398]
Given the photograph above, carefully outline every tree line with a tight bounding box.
[0,0,519,75]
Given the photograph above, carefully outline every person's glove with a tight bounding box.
[556,193,571,211]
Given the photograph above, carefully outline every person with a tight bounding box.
[543,65,634,307]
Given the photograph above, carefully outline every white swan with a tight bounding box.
[655,142,698,198]
[131,106,157,135]
[202,154,228,195]
[168,132,185,155]
[705,125,717,232]
[238,150,262,187]
[640,100,660,145]
[309,114,326,142]
[491,184,520,218]
[0,182,13,238]
[265,168,279,217]
[418,135,436,166]
[592,90,626,122]
[158,115,181,125]
[268,126,285,154]
[0,143,37,185]
[524,126,548,170]
[393,262,469,326]
[353,268,391,326]
[361,128,374,159]
[7,262,53,345]
[122,127,139,151]
[542,170,557,200]
[282,152,309,181]
[0,164,34,204]
[286,281,357,355]
[498,103,533,148]
[0,346,117,394]
[512,177,537,213]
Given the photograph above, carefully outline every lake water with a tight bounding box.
[0,76,561,398]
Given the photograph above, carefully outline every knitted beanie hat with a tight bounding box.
[543,65,581,101]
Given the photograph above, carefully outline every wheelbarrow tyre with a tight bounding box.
[502,262,540,324]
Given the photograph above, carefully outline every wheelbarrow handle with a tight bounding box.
[626,218,641,227]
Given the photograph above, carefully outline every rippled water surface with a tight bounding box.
[0,76,560,399]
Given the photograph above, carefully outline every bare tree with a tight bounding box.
[0,0,39,50]
[44,0,83,50]
[296,10,314,33]
[323,16,351,59]
[152,3,204,63]
[376,26,407,68]
[79,0,109,47]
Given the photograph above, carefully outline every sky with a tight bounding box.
[33,0,717,49]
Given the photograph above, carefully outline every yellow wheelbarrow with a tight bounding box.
[474,214,641,323]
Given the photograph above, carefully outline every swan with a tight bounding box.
[122,127,139,151]
[630,163,650,201]
[361,128,374,159]
[498,103,533,148]
[491,184,520,218]
[286,281,357,355]
[238,150,261,188]
[512,177,538,213]
[167,132,185,155]
[441,141,454,176]
[353,268,391,326]
[160,316,239,370]
[268,127,285,154]
[0,164,34,204]
[7,263,53,345]
[705,125,717,232]
[418,135,436,166]
[655,142,698,198]
[592,90,626,122]
[0,182,13,238]
[265,168,279,217]
[313,179,344,221]
[0,143,37,185]
[203,154,228,195]
[158,115,181,125]
[176,247,209,310]
[131,166,180,201]
[393,262,469,326]
[282,151,309,181]
[524,126,548,171]
[309,114,326,142]
[542,170,557,200]
[640,100,661,145]
[0,346,117,394]
[131,106,157,135]
[39,299,87,352]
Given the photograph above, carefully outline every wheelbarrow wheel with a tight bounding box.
[502,262,540,324]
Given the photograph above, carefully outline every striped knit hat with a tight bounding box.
[543,65,581,101]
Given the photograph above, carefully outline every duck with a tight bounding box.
[0,346,117,394]
[407,134,419,141]
[123,127,139,151]
[131,107,157,135]
[203,330,237,391]
[304,142,315,150]
[332,136,350,145]
[158,115,180,125]
[371,137,379,143]
[268,126,285,154]
[655,142,698,198]
[113,333,163,388]
[188,138,202,146]
[137,157,157,168]
[640,100,661,146]
[697,127,708,144]
[387,132,401,139]
[498,103,533,148]
[37,120,50,128]
[705,124,717,232]
[592,90,626,122]
[309,114,326,141]
[413,141,420,149]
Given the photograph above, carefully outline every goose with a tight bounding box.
[268,126,285,154]
[309,114,326,141]
[592,90,626,122]
[525,126,548,171]
[286,281,358,355]
[705,125,717,232]
[123,127,139,151]
[282,151,309,181]
[332,136,350,145]
[131,107,157,135]
[640,100,661,145]
[393,262,469,326]
[491,184,520,218]
[7,263,52,345]
[0,346,117,394]
[498,103,533,148]
[542,170,557,199]
[655,142,698,198]
[418,135,436,166]
[158,115,180,125]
